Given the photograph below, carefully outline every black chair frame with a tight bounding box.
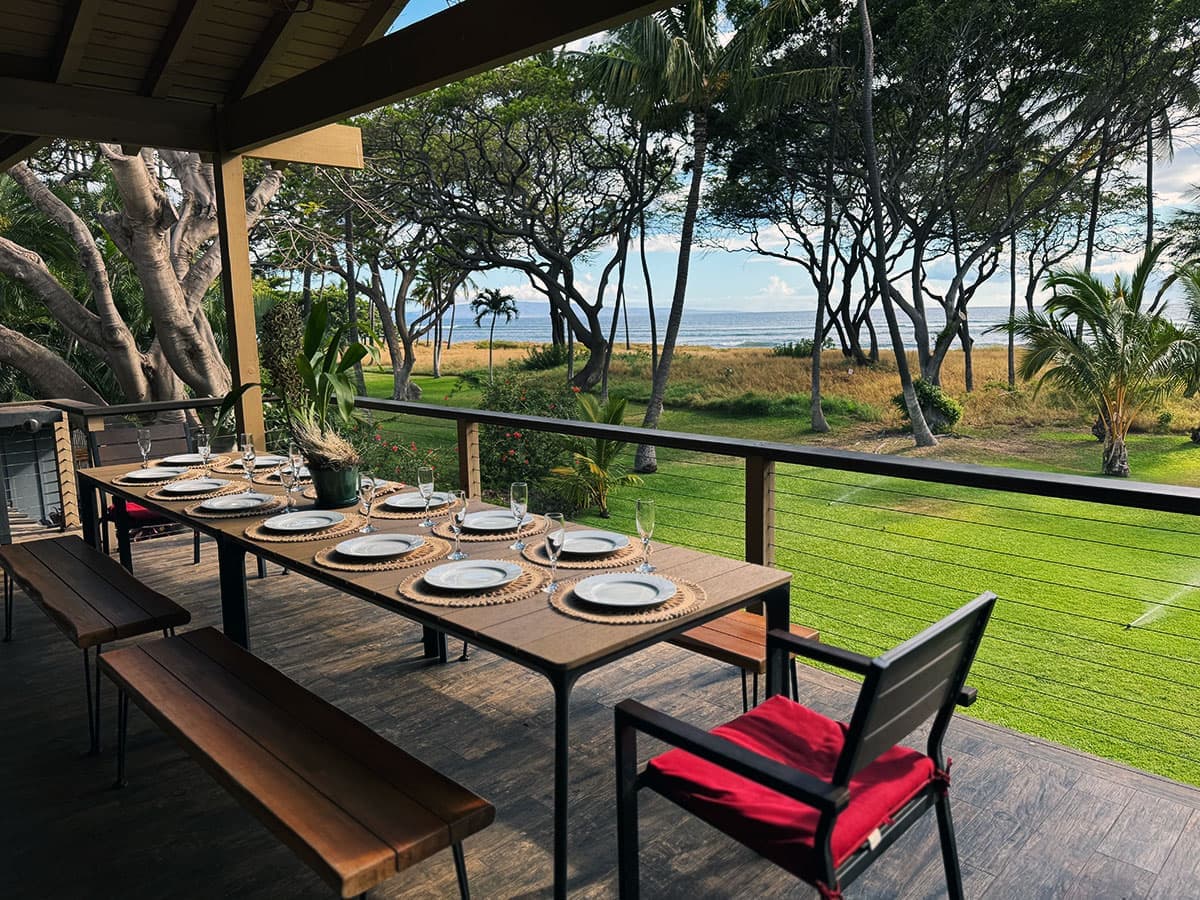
[615,592,996,899]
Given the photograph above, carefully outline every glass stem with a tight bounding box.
[643,537,650,569]
[551,558,558,585]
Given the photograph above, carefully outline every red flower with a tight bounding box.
[391,444,399,452]
[572,386,581,393]
[411,441,417,451]
[505,432,511,439]
[513,431,522,439]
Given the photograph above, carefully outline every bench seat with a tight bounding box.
[101,627,495,899]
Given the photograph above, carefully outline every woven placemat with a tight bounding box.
[432,514,548,543]
[146,481,248,502]
[183,496,287,519]
[549,578,706,625]
[252,468,304,486]
[398,562,550,607]
[373,493,462,521]
[521,540,642,570]
[302,480,406,501]
[313,536,452,573]
[111,468,202,487]
[150,455,229,468]
[245,512,367,543]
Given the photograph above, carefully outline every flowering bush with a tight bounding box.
[351,423,460,489]
[478,375,577,506]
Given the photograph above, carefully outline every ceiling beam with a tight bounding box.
[244,123,363,169]
[226,8,307,100]
[0,78,216,151]
[222,0,669,154]
[339,0,410,54]
[54,0,103,83]
[144,0,214,97]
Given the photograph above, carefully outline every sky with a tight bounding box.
[390,1,1200,315]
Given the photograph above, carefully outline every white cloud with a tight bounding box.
[760,275,796,298]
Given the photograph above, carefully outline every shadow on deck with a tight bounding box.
[2,533,1199,899]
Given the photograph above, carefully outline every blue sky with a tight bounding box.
[390,1,1200,314]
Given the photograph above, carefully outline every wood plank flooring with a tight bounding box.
[2,533,1199,899]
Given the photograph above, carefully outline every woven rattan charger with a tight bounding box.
[398,561,549,607]
[146,480,248,502]
[244,512,367,542]
[313,535,452,573]
[431,513,547,543]
[549,577,706,625]
[111,468,202,488]
[521,540,642,570]
[371,491,461,521]
[183,496,287,519]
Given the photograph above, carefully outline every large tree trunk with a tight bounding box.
[635,108,708,473]
[812,63,837,435]
[1145,119,1155,253]
[344,208,367,397]
[0,324,105,403]
[1008,225,1017,388]
[858,0,936,447]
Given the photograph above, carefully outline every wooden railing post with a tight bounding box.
[457,418,482,498]
[745,454,776,568]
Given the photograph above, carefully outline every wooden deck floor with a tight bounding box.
[3,532,1200,899]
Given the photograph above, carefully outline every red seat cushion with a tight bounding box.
[110,501,168,526]
[644,696,935,883]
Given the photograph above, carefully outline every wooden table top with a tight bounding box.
[82,463,792,676]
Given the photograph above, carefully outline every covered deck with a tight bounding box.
[3,531,1198,899]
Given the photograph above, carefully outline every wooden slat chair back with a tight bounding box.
[615,593,997,900]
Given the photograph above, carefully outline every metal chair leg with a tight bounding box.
[452,842,470,900]
[740,670,749,713]
[113,688,130,789]
[3,571,12,642]
[459,641,470,661]
[256,556,267,579]
[752,671,759,708]
[935,792,966,900]
[193,530,201,565]
[83,646,101,756]
[790,658,798,701]
[615,712,640,899]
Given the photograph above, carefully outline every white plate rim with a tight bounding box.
[383,490,452,509]
[262,510,345,532]
[198,492,273,511]
[461,511,533,532]
[423,559,523,591]
[251,454,289,467]
[560,530,630,556]
[160,453,205,465]
[161,477,230,494]
[573,573,676,609]
[334,534,424,558]
[123,467,186,481]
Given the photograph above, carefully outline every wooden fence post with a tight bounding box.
[745,454,776,567]
[457,418,482,498]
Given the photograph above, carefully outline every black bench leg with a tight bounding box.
[3,571,12,642]
[740,670,749,713]
[84,646,102,756]
[113,688,130,789]
[256,556,267,579]
[193,530,201,565]
[752,671,759,708]
[459,641,470,662]
[452,842,470,900]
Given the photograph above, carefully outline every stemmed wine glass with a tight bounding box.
[136,428,152,468]
[195,427,211,476]
[448,490,469,560]
[635,498,655,573]
[279,465,298,511]
[417,465,436,528]
[358,472,378,533]
[542,513,566,594]
[509,481,529,551]
[239,433,256,482]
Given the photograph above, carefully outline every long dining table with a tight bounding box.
[77,462,793,898]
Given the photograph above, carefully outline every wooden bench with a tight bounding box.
[0,535,191,754]
[671,610,819,711]
[101,627,495,899]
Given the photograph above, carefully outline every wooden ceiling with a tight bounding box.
[0,0,667,167]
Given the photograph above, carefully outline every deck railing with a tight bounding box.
[48,395,1200,787]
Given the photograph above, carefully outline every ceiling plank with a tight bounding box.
[222,0,669,154]
[143,0,215,97]
[244,123,362,169]
[0,53,50,81]
[339,0,410,54]
[0,77,216,151]
[0,136,49,172]
[226,9,308,100]
[54,0,104,83]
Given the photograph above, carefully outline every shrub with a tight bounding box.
[259,298,304,399]
[771,338,834,358]
[551,394,642,517]
[1157,411,1174,433]
[891,379,962,434]
[350,423,459,489]
[521,343,572,371]
[477,375,577,507]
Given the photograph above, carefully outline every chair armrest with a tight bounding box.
[615,699,849,816]
[767,629,872,675]
[958,685,977,707]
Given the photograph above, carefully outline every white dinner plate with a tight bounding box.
[265,465,311,480]
[383,490,452,510]
[461,511,533,533]
[161,478,230,495]
[122,467,187,482]
[160,453,206,465]
[423,560,523,591]
[262,510,345,532]
[253,454,289,467]
[561,530,630,556]
[573,573,676,609]
[198,492,274,512]
[335,534,424,559]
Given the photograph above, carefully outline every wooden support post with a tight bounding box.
[745,455,776,568]
[213,154,265,447]
[456,419,482,499]
[52,415,79,530]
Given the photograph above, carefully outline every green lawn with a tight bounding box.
[363,368,1200,785]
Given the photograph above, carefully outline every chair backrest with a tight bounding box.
[86,420,193,467]
[833,592,996,784]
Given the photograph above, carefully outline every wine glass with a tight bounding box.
[448,490,469,560]
[240,433,256,482]
[542,513,566,594]
[509,481,529,551]
[417,465,436,528]
[288,441,304,474]
[635,498,655,573]
[195,427,211,475]
[136,428,152,468]
[358,472,378,533]
[279,465,297,511]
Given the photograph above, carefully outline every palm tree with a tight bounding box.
[1005,242,1195,477]
[470,288,518,382]
[589,0,830,471]
[552,393,643,517]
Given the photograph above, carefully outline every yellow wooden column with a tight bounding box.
[213,153,266,446]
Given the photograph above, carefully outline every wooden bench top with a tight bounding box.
[100,627,495,898]
[0,537,190,649]
[671,609,819,675]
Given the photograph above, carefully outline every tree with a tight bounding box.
[0,143,283,405]
[1005,242,1195,476]
[552,393,642,517]
[471,288,519,382]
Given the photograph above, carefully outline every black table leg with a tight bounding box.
[112,497,133,572]
[422,626,447,662]
[78,476,99,549]
[216,537,250,649]
[551,671,579,900]
[764,583,790,699]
